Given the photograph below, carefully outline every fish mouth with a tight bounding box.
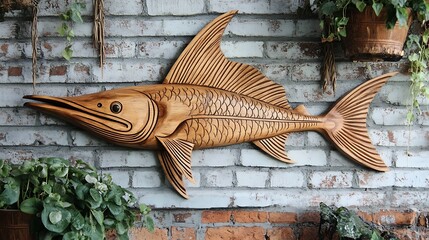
[23,95,132,132]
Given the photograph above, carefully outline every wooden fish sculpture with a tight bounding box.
[24,11,396,198]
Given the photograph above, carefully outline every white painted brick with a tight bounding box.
[37,0,93,17]
[370,129,429,147]
[379,83,417,106]
[104,0,143,15]
[103,39,137,58]
[241,149,327,167]
[391,191,429,208]
[138,40,186,59]
[371,107,408,125]
[271,170,305,188]
[70,130,108,147]
[99,150,158,168]
[226,19,295,37]
[147,0,205,15]
[203,169,234,187]
[261,64,289,82]
[266,42,321,60]
[236,170,268,187]
[92,61,165,82]
[291,63,321,81]
[220,41,264,58]
[309,171,353,188]
[295,19,320,38]
[329,151,360,168]
[0,108,37,126]
[285,132,306,147]
[396,150,429,168]
[104,170,130,188]
[394,170,429,187]
[193,149,238,167]
[106,19,164,37]
[132,170,162,188]
[185,170,201,188]
[163,19,208,36]
[307,131,327,146]
[356,171,395,188]
[209,0,302,14]
[37,20,92,37]
[0,42,32,60]
[0,128,68,146]
[0,21,17,39]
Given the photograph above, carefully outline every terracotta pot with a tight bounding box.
[343,7,412,61]
[0,209,35,240]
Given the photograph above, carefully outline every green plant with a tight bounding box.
[58,0,86,61]
[319,203,399,240]
[313,0,429,123]
[0,157,154,240]
[406,25,429,123]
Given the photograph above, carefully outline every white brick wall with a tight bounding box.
[0,0,428,211]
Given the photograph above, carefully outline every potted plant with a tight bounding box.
[313,0,429,124]
[0,157,154,240]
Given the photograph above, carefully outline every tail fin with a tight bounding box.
[322,72,397,171]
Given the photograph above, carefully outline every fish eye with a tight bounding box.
[97,103,102,108]
[110,101,122,113]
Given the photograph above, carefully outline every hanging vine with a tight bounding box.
[31,0,39,88]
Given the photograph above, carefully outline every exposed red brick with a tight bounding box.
[267,227,296,240]
[43,42,52,51]
[8,67,22,76]
[357,211,373,222]
[129,227,168,240]
[418,213,428,227]
[232,210,267,223]
[173,212,193,223]
[201,210,231,223]
[268,212,297,224]
[392,228,417,240]
[299,226,319,240]
[74,64,90,74]
[171,227,196,240]
[373,210,417,226]
[298,211,320,224]
[205,227,265,240]
[0,44,8,53]
[49,65,67,76]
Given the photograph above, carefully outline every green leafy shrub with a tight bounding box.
[319,203,399,240]
[0,157,154,240]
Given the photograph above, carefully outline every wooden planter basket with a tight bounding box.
[343,7,412,61]
[0,209,35,240]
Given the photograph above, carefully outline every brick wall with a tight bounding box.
[1,0,428,239]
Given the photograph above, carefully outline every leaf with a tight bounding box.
[0,178,20,205]
[144,215,155,232]
[20,197,43,214]
[91,209,104,226]
[320,1,338,15]
[62,46,73,61]
[76,184,89,200]
[41,205,72,233]
[372,2,383,16]
[396,8,408,26]
[87,188,102,208]
[355,1,367,12]
[108,202,124,216]
[408,53,419,62]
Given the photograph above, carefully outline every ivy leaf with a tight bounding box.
[408,53,419,62]
[372,2,383,16]
[320,1,338,15]
[355,1,367,12]
[396,8,408,26]
[62,46,73,61]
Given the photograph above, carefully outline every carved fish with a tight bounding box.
[24,11,396,198]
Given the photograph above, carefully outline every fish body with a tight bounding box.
[24,11,396,198]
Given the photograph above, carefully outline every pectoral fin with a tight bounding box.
[156,137,195,199]
[253,134,294,163]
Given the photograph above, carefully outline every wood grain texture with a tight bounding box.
[24,11,397,199]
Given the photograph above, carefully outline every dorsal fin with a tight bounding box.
[163,11,290,109]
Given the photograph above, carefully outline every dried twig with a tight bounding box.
[322,41,336,93]
[93,0,105,70]
[31,0,39,88]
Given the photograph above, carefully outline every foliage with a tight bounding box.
[58,0,86,61]
[0,157,154,240]
[406,27,429,123]
[314,0,429,42]
[319,203,399,240]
